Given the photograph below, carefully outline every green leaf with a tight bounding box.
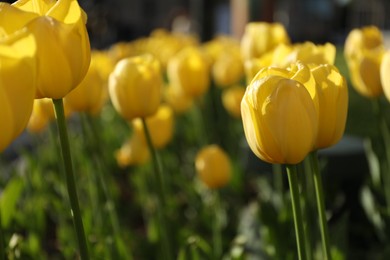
[0,177,24,228]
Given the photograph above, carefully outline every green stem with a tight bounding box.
[286,164,307,260]
[0,199,5,260]
[141,118,172,260]
[0,156,5,260]
[84,115,133,259]
[52,98,89,260]
[272,164,284,208]
[309,151,332,260]
[373,99,390,215]
[297,161,313,260]
[212,191,222,260]
[194,99,208,147]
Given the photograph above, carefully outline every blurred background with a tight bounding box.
[73,0,390,48]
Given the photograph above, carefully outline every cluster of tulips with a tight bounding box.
[2,0,390,259]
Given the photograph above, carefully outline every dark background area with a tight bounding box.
[76,0,390,48]
[4,0,390,48]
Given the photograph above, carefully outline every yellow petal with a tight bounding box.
[311,64,348,148]
[195,145,231,189]
[381,50,390,102]
[0,3,38,36]
[12,0,56,15]
[0,28,37,141]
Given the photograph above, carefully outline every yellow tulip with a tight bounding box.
[241,74,318,164]
[109,54,163,121]
[132,105,174,149]
[344,26,383,62]
[310,64,348,149]
[240,22,290,60]
[27,97,74,133]
[167,46,210,98]
[212,50,244,87]
[164,83,194,114]
[115,133,150,167]
[381,50,390,101]
[348,49,384,98]
[344,26,385,98]
[195,145,231,189]
[0,28,37,151]
[202,35,241,65]
[255,62,319,116]
[221,85,245,118]
[27,99,50,133]
[65,59,106,115]
[281,42,336,67]
[4,0,91,99]
[91,50,115,82]
[244,43,293,83]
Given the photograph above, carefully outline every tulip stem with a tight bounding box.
[309,152,332,260]
[0,198,5,260]
[141,118,172,260]
[372,99,390,215]
[82,115,133,259]
[52,98,89,260]
[212,191,222,260]
[286,164,307,260]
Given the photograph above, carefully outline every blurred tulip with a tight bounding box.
[147,29,198,69]
[244,43,293,83]
[3,0,91,99]
[380,50,390,102]
[115,134,150,167]
[240,22,290,60]
[212,50,244,87]
[27,99,50,133]
[281,42,336,67]
[108,41,136,63]
[109,54,163,121]
[344,26,385,98]
[202,35,241,65]
[241,74,318,164]
[132,105,174,149]
[221,85,245,118]
[65,59,106,115]
[0,28,37,151]
[27,97,74,133]
[167,46,210,98]
[310,64,348,149]
[164,83,194,114]
[91,50,115,82]
[344,26,383,62]
[195,145,231,189]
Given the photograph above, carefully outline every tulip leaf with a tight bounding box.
[0,177,24,228]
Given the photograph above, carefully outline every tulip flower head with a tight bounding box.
[115,134,150,167]
[65,59,106,115]
[132,105,174,149]
[310,64,348,149]
[109,54,163,121]
[281,42,336,67]
[167,46,210,98]
[195,145,231,189]
[0,0,91,99]
[221,85,246,118]
[0,27,37,151]
[164,83,194,114]
[212,50,244,88]
[344,26,385,98]
[240,22,290,60]
[380,50,390,102]
[241,72,318,164]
